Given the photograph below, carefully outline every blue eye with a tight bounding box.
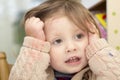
[52,39,62,45]
[75,33,84,40]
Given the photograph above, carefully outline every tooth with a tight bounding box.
[71,57,73,60]
[73,57,76,59]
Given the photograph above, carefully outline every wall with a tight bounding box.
[107,0,120,51]
[0,0,44,64]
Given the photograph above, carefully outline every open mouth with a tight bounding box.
[65,56,80,63]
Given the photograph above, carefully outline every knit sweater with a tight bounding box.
[9,36,120,80]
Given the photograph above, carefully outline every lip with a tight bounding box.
[65,56,81,66]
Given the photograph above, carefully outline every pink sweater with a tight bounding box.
[9,36,120,80]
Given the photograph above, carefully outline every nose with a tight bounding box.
[66,48,77,53]
[65,42,77,53]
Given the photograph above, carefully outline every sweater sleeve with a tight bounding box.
[86,38,120,80]
[9,36,50,80]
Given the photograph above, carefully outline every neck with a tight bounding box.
[54,70,75,79]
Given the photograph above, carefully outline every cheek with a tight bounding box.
[49,49,62,69]
[49,46,64,64]
[80,39,89,51]
[84,37,89,47]
[49,47,60,62]
[81,40,89,62]
[78,38,89,57]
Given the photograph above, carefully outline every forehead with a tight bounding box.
[44,16,87,37]
[44,16,78,31]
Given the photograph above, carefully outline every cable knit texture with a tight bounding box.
[9,37,120,80]
[23,37,50,53]
[86,38,120,80]
[9,37,50,80]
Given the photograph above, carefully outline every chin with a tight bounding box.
[66,71,78,74]
[60,68,82,74]
[69,69,81,74]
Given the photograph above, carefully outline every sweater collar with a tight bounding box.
[54,70,74,80]
[46,66,90,80]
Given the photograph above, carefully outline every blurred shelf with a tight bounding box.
[89,0,106,11]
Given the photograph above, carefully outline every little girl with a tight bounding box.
[9,0,120,80]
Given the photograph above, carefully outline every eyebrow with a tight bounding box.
[47,32,62,40]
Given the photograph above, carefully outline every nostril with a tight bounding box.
[73,48,76,51]
[67,50,70,53]
[66,48,77,53]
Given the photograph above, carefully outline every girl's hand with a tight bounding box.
[25,17,45,41]
[86,23,100,60]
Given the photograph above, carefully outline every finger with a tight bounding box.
[41,31,45,41]
[35,17,41,22]
[29,17,36,22]
[37,31,45,40]
[25,18,30,25]
[31,17,40,22]
[27,17,38,27]
[25,19,30,29]
[29,17,41,25]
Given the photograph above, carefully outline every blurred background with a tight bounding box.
[0,0,45,64]
[0,0,120,64]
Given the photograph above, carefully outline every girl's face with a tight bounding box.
[44,16,89,74]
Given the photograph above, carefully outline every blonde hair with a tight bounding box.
[24,0,101,36]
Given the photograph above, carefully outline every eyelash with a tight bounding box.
[74,33,84,40]
[52,39,62,45]
[51,33,84,45]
